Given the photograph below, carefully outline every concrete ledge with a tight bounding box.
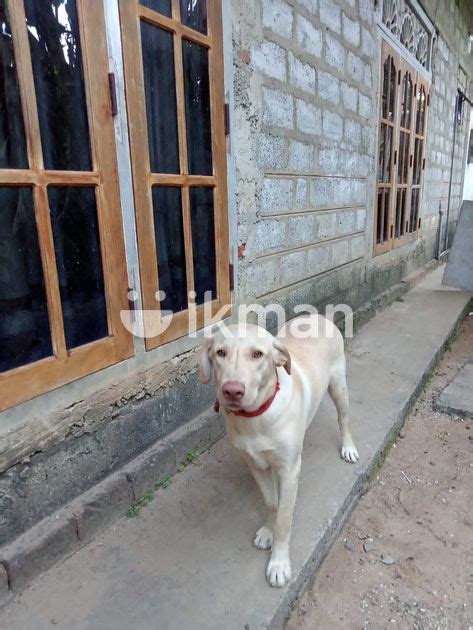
[0,410,225,599]
[0,267,470,628]
[434,361,473,419]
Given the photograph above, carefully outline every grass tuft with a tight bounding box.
[125,451,201,517]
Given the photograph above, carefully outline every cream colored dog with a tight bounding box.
[199,314,359,588]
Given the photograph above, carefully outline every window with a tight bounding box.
[381,0,434,71]
[0,0,132,410]
[120,0,231,350]
[374,41,429,255]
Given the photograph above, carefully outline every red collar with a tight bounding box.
[213,376,280,418]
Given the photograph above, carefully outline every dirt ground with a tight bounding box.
[287,314,473,630]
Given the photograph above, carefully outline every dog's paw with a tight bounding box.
[341,444,359,463]
[266,557,291,587]
[254,525,273,550]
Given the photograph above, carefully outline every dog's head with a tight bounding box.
[199,324,291,412]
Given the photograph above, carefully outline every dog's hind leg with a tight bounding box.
[328,362,359,463]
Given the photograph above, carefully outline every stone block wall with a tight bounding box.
[231,0,472,315]
[421,0,472,244]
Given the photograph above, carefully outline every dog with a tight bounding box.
[199,314,359,587]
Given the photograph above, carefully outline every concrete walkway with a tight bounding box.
[1,268,470,630]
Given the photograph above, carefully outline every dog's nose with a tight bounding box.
[222,381,245,401]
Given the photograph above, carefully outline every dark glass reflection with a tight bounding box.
[402,132,409,183]
[395,189,401,237]
[409,189,419,233]
[406,78,413,128]
[378,124,385,183]
[140,0,171,16]
[183,40,212,175]
[382,59,388,120]
[398,131,405,181]
[0,187,52,372]
[180,0,207,34]
[152,186,188,313]
[383,189,390,242]
[24,0,92,171]
[388,58,396,122]
[413,138,423,185]
[376,190,383,243]
[416,87,426,135]
[0,0,28,169]
[141,21,180,174]
[48,186,108,349]
[385,126,393,183]
[401,73,412,129]
[395,189,406,238]
[190,187,216,303]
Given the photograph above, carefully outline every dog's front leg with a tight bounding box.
[242,455,279,550]
[250,466,278,550]
[266,460,301,587]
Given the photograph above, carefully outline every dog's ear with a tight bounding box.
[272,338,291,375]
[199,336,214,384]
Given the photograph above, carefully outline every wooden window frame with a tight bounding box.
[391,57,415,249]
[374,40,430,257]
[409,72,429,235]
[0,0,133,411]
[119,0,231,351]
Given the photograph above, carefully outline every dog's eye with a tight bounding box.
[216,349,226,357]
[253,350,263,359]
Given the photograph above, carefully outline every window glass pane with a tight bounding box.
[141,22,179,174]
[385,125,393,183]
[0,1,28,169]
[400,74,406,128]
[400,189,406,236]
[395,188,406,238]
[403,132,410,183]
[416,85,426,136]
[383,189,390,242]
[388,59,396,122]
[180,0,207,34]
[183,40,212,175]
[152,186,188,313]
[189,187,216,303]
[376,190,383,244]
[24,0,92,171]
[413,137,422,185]
[400,72,413,129]
[382,59,388,119]
[416,87,426,134]
[48,186,108,349]
[397,131,405,181]
[0,187,52,372]
[395,189,401,238]
[409,188,419,233]
[378,123,385,183]
[140,0,171,16]
[388,58,396,122]
[405,75,413,129]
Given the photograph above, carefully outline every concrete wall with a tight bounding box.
[232,0,375,312]
[1,0,472,547]
[231,0,472,315]
[421,0,473,245]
